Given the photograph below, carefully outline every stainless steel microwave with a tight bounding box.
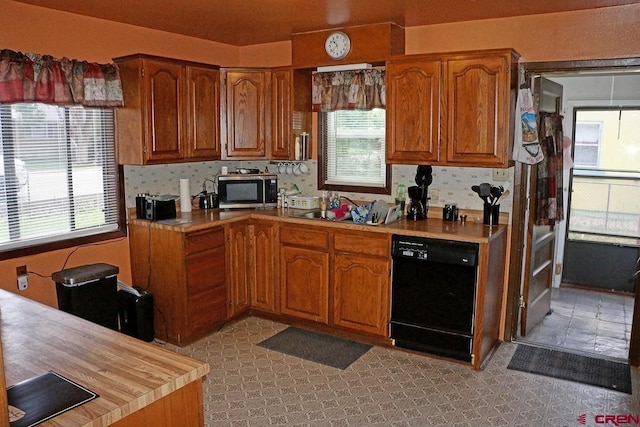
[217,174,278,209]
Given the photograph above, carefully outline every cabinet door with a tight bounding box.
[185,246,227,337]
[333,253,390,336]
[222,70,269,159]
[445,54,511,166]
[271,69,293,159]
[186,66,221,159]
[386,59,441,163]
[226,223,250,316]
[249,222,279,313]
[280,246,329,323]
[144,59,185,163]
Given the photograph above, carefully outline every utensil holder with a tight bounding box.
[483,203,500,226]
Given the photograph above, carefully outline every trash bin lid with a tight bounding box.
[52,263,119,286]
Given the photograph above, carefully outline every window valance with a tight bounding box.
[312,69,385,112]
[0,49,124,107]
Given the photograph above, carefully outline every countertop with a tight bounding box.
[0,290,209,426]
[129,207,508,244]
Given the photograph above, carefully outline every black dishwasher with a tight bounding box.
[390,235,479,362]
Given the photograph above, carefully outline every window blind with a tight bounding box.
[0,103,119,251]
[322,109,386,187]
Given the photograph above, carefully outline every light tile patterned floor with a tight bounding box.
[519,286,634,360]
[163,316,639,427]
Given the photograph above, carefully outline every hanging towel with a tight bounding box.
[536,112,565,226]
[513,87,544,164]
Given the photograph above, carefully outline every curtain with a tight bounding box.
[535,112,565,226]
[0,49,123,107]
[312,69,385,112]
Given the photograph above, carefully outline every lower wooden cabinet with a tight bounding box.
[226,223,250,316]
[128,224,227,345]
[249,221,279,313]
[279,225,330,323]
[332,231,391,337]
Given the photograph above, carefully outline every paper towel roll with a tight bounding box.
[180,178,192,213]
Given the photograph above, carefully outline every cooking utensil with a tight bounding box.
[478,183,492,205]
[368,200,390,224]
[489,185,504,205]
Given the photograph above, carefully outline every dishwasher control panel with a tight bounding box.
[391,235,478,266]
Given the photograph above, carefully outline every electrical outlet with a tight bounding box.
[16,265,28,291]
[429,189,439,202]
[493,168,509,181]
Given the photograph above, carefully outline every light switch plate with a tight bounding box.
[493,169,509,181]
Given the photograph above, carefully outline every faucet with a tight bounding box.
[340,196,361,209]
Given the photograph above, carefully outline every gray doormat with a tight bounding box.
[258,327,372,370]
[507,345,632,394]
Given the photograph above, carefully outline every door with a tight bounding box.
[519,76,563,336]
[186,65,221,160]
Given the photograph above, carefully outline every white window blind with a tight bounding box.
[322,109,386,188]
[0,103,119,251]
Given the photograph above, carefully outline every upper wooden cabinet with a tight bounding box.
[445,51,519,167]
[387,49,519,168]
[386,58,442,164]
[221,69,269,159]
[114,54,220,165]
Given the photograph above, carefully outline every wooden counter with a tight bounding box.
[0,290,209,426]
[129,207,508,244]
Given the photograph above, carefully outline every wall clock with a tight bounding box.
[325,31,351,60]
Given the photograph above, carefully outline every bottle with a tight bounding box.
[395,184,406,218]
[320,190,328,212]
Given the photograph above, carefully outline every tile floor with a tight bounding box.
[518,286,634,360]
[163,315,640,427]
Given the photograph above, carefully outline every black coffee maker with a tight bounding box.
[407,165,432,221]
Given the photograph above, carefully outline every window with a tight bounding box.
[319,108,390,194]
[574,121,602,168]
[0,103,123,257]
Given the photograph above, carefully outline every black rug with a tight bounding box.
[507,345,632,394]
[258,327,372,369]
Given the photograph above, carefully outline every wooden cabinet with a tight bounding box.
[279,225,330,323]
[445,51,518,167]
[271,68,313,160]
[249,221,279,313]
[128,224,226,345]
[114,54,220,164]
[186,65,221,159]
[226,223,251,316]
[386,49,519,168]
[221,69,270,159]
[332,231,391,337]
[386,58,442,164]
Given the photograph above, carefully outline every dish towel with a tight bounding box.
[513,86,544,165]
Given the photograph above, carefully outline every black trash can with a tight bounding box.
[52,263,119,331]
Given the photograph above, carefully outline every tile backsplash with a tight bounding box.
[124,161,513,220]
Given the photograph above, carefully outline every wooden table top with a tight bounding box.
[0,290,209,426]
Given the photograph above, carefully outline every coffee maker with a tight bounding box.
[406,165,432,221]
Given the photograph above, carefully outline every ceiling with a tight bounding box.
[13,0,640,46]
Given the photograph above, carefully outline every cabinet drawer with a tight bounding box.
[186,246,226,294]
[280,226,329,250]
[333,232,389,257]
[185,227,224,255]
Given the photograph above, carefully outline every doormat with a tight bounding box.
[258,327,372,370]
[7,371,99,427]
[507,345,632,394]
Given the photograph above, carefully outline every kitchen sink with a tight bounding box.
[289,210,354,222]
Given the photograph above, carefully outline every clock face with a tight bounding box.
[325,32,351,60]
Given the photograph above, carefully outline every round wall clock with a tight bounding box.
[325,31,351,60]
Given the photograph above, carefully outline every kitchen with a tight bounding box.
[1,1,640,426]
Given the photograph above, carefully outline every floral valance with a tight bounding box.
[0,49,124,108]
[312,69,385,112]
